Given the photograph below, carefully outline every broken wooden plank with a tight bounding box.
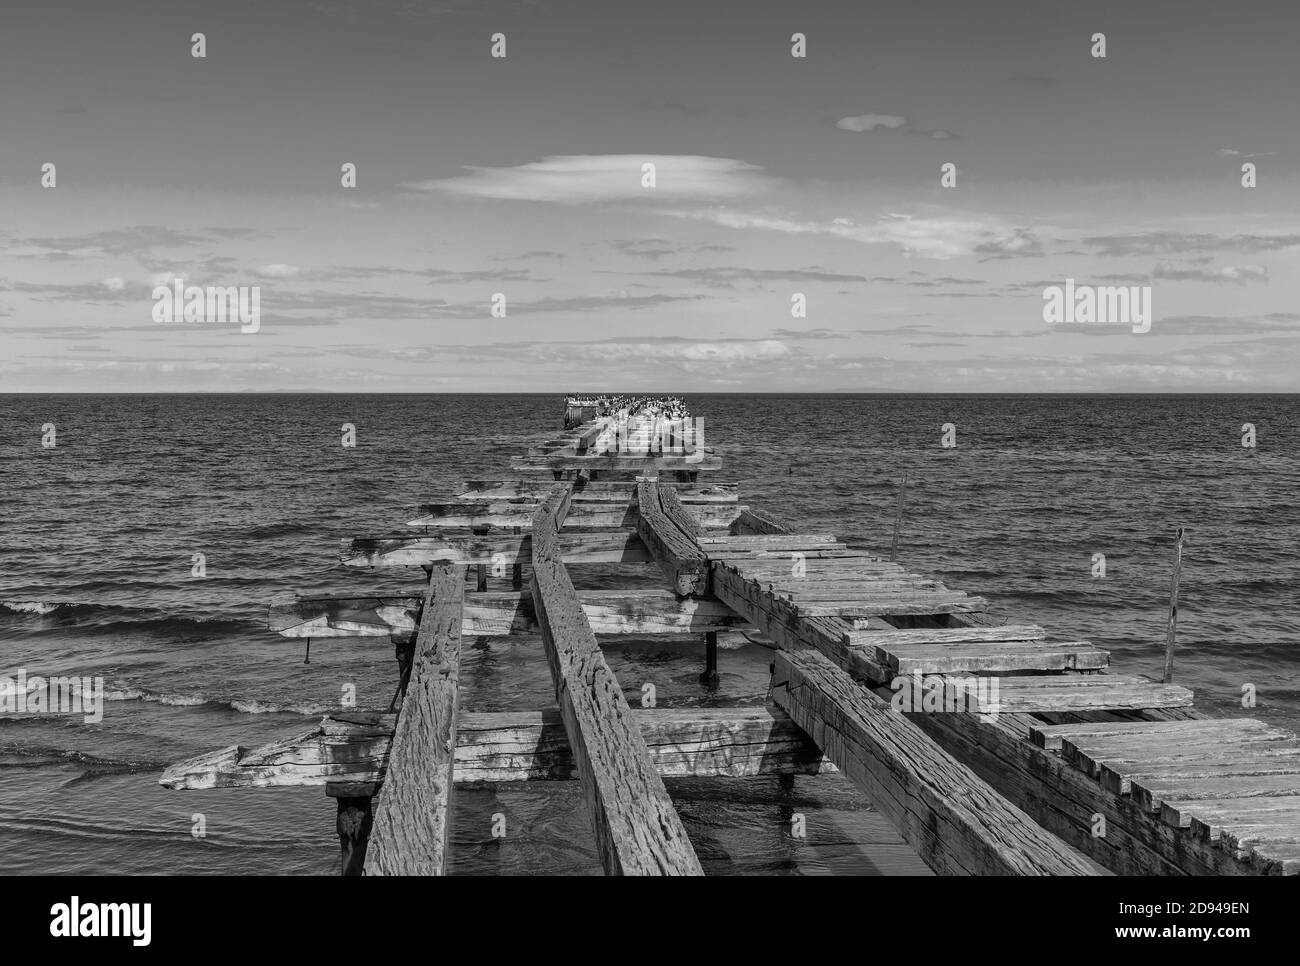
[636,477,708,596]
[771,648,1096,876]
[407,501,743,530]
[1033,717,1287,754]
[846,624,1047,648]
[767,580,948,596]
[342,531,651,567]
[159,706,835,789]
[731,506,792,535]
[457,480,739,503]
[943,674,1194,714]
[365,563,464,876]
[512,454,722,474]
[700,533,839,549]
[268,588,752,639]
[880,641,1109,675]
[899,702,1263,876]
[788,595,989,618]
[530,484,703,876]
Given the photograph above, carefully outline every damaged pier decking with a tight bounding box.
[161,401,1300,876]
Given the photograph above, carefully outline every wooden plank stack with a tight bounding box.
[1030,718,1300,874]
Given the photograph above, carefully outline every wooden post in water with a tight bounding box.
[329,782,376,876]
[700,631,719,686]
[511,562,523,590]
[890,471,907,561]
[477,564,488,592]
[1162,527,1185,684]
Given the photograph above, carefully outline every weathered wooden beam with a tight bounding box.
[406,500,743,530]
[512,454,722,474]
[267,589,751,639]
[365,564,464,876]
[158,707,835,789]
[960,674,1194,714]
[457,480,739,503]
[341,531,651,567]
[657,483,704,539]
[771,648,1097,876]
[731,506,792,535]
[843,625,1047,647]
[710,561,892,682]
[784,595,988,618]
[636,478,708,596]
[528,419,609,457]
[530,484,703,875]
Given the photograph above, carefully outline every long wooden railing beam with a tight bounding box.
[364,563,465,876]
[530,483,703,876]
[773,648,1098,876]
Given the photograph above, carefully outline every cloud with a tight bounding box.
[1081,232,1300,257]
[403,155,777,204]
[10,226,263,261]
[769,328,850,340]
[1214,148,1274,159]
[836,114,958,139]
[836,114,907,132]
[608,239,734,260]
[974,228,1044,260]
[635,266,868,287]
[660,208,1031,260]
[257,263,301,279]
[1143,313,1300,336]
[568,339,790,363]
[1152,263,1268,285]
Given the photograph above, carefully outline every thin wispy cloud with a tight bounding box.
[1081,232,1300,257]
[403,155,778,204]
[836,113,958,139]
[836,114,907,132]
[1152,263,1269,285]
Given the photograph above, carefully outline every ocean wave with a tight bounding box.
[1,600,74,616]
[1,599,255,638]
[104,688,209,707]
[103,687,328,716]
[0,744,168,771]
[231,698,331,715]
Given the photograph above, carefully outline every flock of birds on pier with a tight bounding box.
[565,395,692,419]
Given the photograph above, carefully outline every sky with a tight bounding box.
[1,0,1299,392]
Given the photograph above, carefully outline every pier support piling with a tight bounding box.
[477,564,489,592]
[328,783,376,876]
[700,631,719,686]
[1162,526,1185,684]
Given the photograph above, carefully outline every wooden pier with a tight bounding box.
[161,400,1300,876]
